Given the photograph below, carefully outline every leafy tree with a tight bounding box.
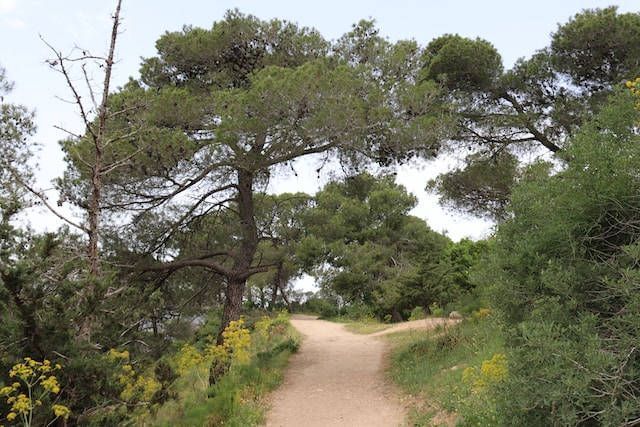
[0,65,39,357]
[63,13,447,341]
[299,173,449,319]
[413,238,488,311]
[0,66,35,210]
[426,7,640,219]
[479,90,640,425]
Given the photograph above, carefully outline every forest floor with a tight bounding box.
[264,315,454,427]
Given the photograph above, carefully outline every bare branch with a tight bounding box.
[81,63,99,112]
[10,169,88,233]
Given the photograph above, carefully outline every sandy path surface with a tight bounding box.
[371,317,457,337]
[265,315,407,427]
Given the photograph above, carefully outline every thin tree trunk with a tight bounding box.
[78,0,122,343]
[269,261,283,310]
[269,282,278,311]
[277,279,292,311]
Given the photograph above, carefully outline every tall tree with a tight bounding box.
[425,7,640,219]
[298,173,450,319]
[65,13,447,341]
[12,0,132,343]
[0,65,35,209]
[0,65,39,355]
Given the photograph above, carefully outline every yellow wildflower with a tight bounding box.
[471,308,492,320]
[138,375,161,401]
[0,386,13,397]
[221,319,251,364]
[463,353,508,393]
[175,344,204,374]
[107,348,130,361]
[204,343,228,362]
[41,376,61,394]
[9,363,33,380]
[11,393,31,414]
[254,316,272,337]
[52,404,71,419]
[6,412,16,421]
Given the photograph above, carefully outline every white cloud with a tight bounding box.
[4,17,25,28]
[0,0,16,14]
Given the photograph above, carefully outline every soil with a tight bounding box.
[265,315,454,427]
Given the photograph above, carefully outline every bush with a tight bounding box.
[389,318,504,425]
[479,90,640,425]
[342,303,376,321]
[428,302,444,317]
[408,306,426,321]
[301,297,339,318]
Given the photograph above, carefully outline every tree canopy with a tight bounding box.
[428,6,640,219]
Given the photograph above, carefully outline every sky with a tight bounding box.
[0,0,638,262]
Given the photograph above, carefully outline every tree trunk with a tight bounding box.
[269,261,283,310]
[87,166,102,278]
[216,169,258,344]
[78,0,122,344]
[78,166,101,342]
[217,277,246,344]
[277,279,292,312]
[269,283,278,311]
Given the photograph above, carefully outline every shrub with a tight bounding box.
[479,90,640,425]
[147,312,299,426]
[428,302,444,317]
[462,353,508,393]
[302,297,339,318]
[408,306,426,321]
[342,303,376,321]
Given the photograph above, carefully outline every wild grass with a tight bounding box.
[387,317,504,426]
[341,320,391,334]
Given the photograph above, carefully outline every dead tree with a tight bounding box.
[15,0,142,343]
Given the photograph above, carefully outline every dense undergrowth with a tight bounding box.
[0,312,300,426]
[138,312,299,427]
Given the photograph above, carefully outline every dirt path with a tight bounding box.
[370,317,456,337]
[265,315,407,427]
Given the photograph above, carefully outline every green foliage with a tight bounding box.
[147,313,300,427]
[422,34,503,91]
[389,318,504,426]
[428,303,444,318]
[408,306,426,321]
[300,172,450,320]
[412,238,488,314]
[300,296,340,318]
[478,90,640,425]
[551,6,640,89]
[428,151,519,220]
[341,303,376,322]
[429,7,640,218]
[0,66,35,201]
